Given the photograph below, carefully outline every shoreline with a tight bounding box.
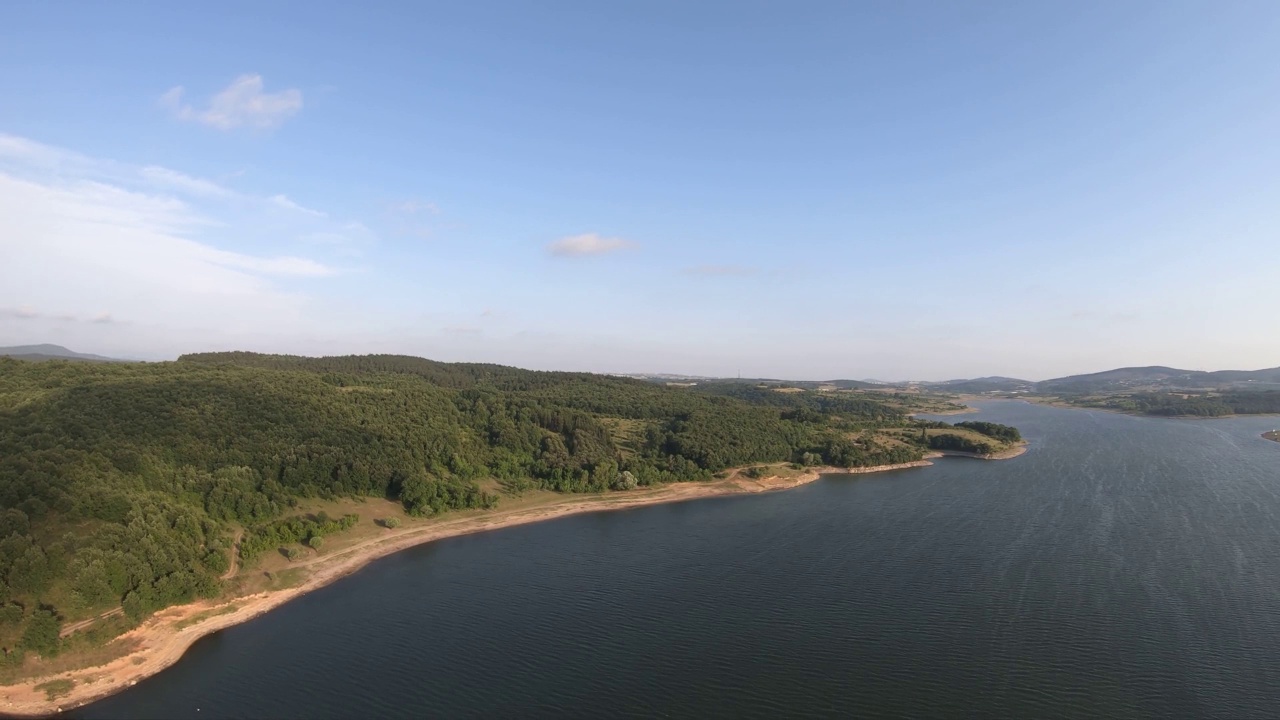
[1,453,1016,716]
[1025,396,1280,421]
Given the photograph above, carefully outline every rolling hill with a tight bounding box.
[920,377,1036,394]
[0,344,119,362]
[1037,365,1280,394]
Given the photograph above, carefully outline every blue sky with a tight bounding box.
[2,1,1278,380]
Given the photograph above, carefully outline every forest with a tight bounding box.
[0,352,1013,663]
[955,421,1022,443]
[1072,391,1280,417]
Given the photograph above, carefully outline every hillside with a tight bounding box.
[922,377,1035,394]
[1038,365,1280,394]
[0,351,1011,674]
[0,345,118,363]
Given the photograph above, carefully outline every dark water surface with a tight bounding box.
[76,402,1280,719]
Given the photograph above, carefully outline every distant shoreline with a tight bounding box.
[1023,396,1280,421]
[0,451,1023,717]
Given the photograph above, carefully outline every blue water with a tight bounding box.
[75,402,1280,719]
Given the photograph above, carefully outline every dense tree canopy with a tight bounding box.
[0,352,1014,657]
[955,421,1022,443]
[1076,391,1280,417]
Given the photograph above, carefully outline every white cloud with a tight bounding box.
[546,233,635,257]
[161,74,303,130]
[0,134,70,165]
[140,166,234,199]
[203,248,337,277]
[0,135,359,357]
[270,194,326,217]
[0,305,44,320]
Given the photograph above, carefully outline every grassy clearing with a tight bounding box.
[923,426,1005,446]
[243,496,402,576]
[173,604,239,631]
[736,462,807,480]
[34,678,74,701]
[598,417,648,460]
[0,637,141,686]
[270,568,309,589]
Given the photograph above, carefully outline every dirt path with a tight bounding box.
[59,529,245,640]
[220,529,244,581]
[58,608,124,639]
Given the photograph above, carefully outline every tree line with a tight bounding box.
[0,352,1020,661]
[1078,391,1280,417]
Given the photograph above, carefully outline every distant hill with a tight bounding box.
[1037,365,1280,394]
[921,377,1036,394]
[0,344,119,362]
[625,375,876,390]
[698,377,877,390]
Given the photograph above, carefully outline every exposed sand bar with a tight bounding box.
[0,451,1019,716]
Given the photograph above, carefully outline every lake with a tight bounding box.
[74,402,1280,719]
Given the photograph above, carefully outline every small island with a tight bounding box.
[1265,431,1280,443]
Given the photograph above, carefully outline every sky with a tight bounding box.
[2,1,1279,381]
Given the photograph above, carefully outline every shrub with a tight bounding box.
[20,608,61,658]
[610,471,638,490]
[35,678,74,701]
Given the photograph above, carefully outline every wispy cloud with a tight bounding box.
[1,306,54,321]
[682,264,756,276]
[0,134,77,167]
[1,305,117,324]
[161,74,303,130]
[546,233,635,257]
[140,165,234,199]
[270,194,326,218]
[395,200,439,215]
[201,247,337,277]
[0,133,359,355]
[385,200,444,241]
[299,222,376,257]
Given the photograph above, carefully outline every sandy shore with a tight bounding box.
[0,453,1016,716]
[935,442,1029,460]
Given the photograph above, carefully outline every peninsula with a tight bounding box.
[0,352,1026,714]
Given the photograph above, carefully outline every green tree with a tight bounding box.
[20,608,61,658]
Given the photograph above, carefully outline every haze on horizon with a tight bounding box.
[2,2,1278,382]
